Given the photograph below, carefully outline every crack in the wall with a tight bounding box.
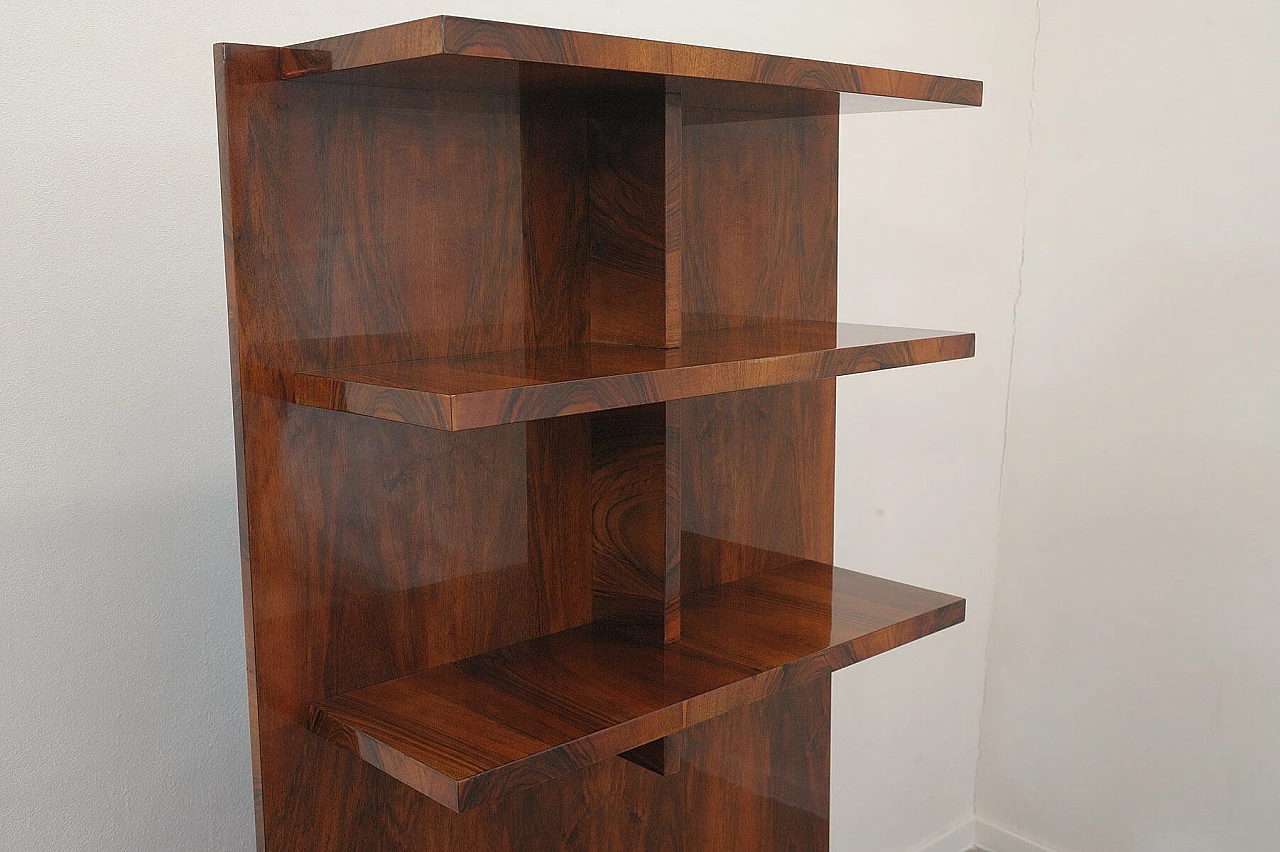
[973,0,1045,816]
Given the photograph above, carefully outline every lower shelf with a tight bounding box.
[308,559,964,812]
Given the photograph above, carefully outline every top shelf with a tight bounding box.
[285,16,982,107]
[286,320,974,431]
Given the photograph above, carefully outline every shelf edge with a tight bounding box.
[306,566,965,812]
[285,331,976,431]
[286,16,983,106]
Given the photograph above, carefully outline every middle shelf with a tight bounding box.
[286,319,975,431]
[308,557,964,812]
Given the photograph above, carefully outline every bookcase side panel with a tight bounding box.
[217,49,594,849]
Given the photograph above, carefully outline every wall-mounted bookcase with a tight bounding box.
[215,16,980,850]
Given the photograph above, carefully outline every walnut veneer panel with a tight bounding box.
[590,403,682,644]
[678,86,840,591]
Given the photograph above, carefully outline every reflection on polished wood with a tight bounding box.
[216,16,979,850]
[590,403,682,644]
[286,321,975,431]
[309,556,963,812]
[290,16,983,106]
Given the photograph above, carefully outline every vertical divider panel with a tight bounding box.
[586,77,682,348]
[663,399,682,641]
[590,402,681,644]
[526,416,593,635]
[520,66,590,349]
[663,85,684,348]
[680,84,840,592]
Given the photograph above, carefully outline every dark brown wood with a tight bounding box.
[216,20,979,849]
[215,41,589,850]
[526,416,593,634]
[285,321,975,430]
[682,382,839,592]
[290,16,982,105]
[308,557,964,811]
[279,47,331,78]
[273,678,832,850]
[664,90,683,346]
[522,70,590,350]
[683,92,839,332]
[678,83,842,597]
[590,403,681,644]
[586,81,681,348]
[619,732,684,776]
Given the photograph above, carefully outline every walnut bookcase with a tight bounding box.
[215,16,980,850]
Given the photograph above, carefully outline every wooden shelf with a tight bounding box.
[309,558,963,812]
[286,16,982,107]
[286,320,974,431]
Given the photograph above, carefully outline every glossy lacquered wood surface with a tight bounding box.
[275,678,833,850]
[590,403,681,644]
[285,321,975,431]
[216,45,854,848]
[289,16,982,105]
[216,21,978,848]
[309,557,963,811]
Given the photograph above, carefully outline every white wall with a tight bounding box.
[976,1,1280,850]
[0,1,1028,849]
[831,4,1033,849]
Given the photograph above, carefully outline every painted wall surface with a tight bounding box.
[0,1,1026,849]
[976,1,1280,850]
[830,4,1033,849]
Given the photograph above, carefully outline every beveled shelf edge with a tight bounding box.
[306,562,965,812]
[285,16,982,106]
[284,329,976,432]
[308,702,465,812]
[309,689,699,814]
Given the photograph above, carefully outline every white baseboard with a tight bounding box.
[911,819,976,852]
[974,818,1056,852]
[890,816,1055,852]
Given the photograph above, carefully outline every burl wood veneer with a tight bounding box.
[215,16,979,851]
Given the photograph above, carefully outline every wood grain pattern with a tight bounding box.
[285,321,975,430]
[216,22,979,849]
[683,92,839,332]
[290,16,982,105]
[526,416,593,635]
[677,81,842,596]
[664,90,683,346]
[681,381,839,592]
[309,557,964,811]
[214,43,594,850]
[587,82,680,348]
[522,69,590,349]
[590,403,681,644]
